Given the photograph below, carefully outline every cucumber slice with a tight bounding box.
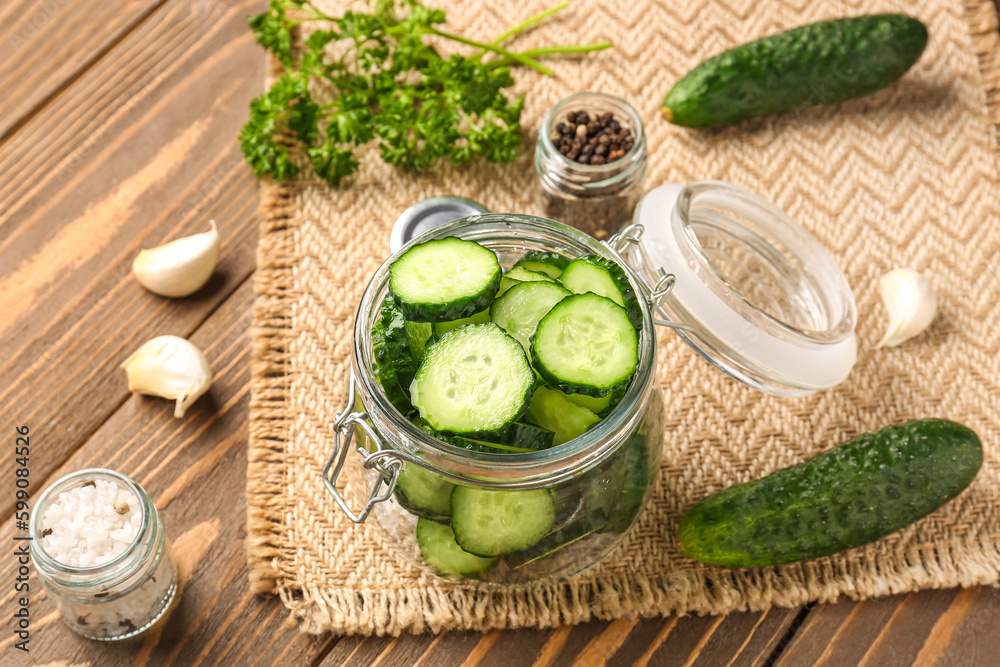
[504,518,597,569]
[513,250,570,279]
[380,297,419,386]
[496,422,556,450]
[490,281,572,352]
[389,238,501,323]
[417,518,498,577]
[559,256,642,330]
[532,293,639,398]
[496,266,557,297]
[404,320,433,360]
[432,308,491,338]
[505,265,557,284]
[495,275,521,298]
[524,386,601,445]
[562,391,614,416]
[394,461,455,521]
[410,323,535,435]
[371,320,414,414]
[422,425,535,454]
[451,486,556,556]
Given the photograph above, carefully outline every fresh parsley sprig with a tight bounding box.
[240,0,611,185]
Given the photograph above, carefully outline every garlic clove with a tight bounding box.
[875,268,938,348]
[121,335,212,418]
[132,221,220,297]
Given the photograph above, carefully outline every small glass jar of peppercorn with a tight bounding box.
[534,92,648,239]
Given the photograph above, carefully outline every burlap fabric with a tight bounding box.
[247,0,1000,635]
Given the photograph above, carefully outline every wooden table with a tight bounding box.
[2,1,998,665]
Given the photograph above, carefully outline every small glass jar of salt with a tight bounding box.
[29,468,177,641]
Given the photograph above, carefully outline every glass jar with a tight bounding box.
[325,214,663,584]
[323,184,858,584]
[30,469,178,641]
[535,92,648,241]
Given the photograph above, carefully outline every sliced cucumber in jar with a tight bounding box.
[562,390,616,417]
[417,517,498,577]
[531,293,639,398]
[505,265,558,284]
[389,237,501,323]
[423,423,554,453]
[450,486,556,557]
[404,319,433,360]
[513,250,570,279]
[490,281,572,353]
[410,323,535,436]
[495,265,558,298]
[524,386,601,445]
[432,308,491,339]
[495,422,556,450]
[503,518,598,569]
[394,461,455,521]
[559,256,643,330]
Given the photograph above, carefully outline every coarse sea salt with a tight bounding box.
[40,479,141,567]
[31,470,178,640]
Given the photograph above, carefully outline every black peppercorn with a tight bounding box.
[556,109,634,167]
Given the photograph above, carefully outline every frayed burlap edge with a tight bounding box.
[246,2,1000,635]
[272,541,1000,635]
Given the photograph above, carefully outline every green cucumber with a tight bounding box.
[662,14,928,129]
[559,256,642,330]
[451,486,556,556]
[432,308,491,338]
[389,237,501,322]
[678,419,983,568]
[503,518,596,569]
[531,293,638,398]
[513,250,570,279]
[394,462,454,521]
[483,422,556,451]
[410,324,535,436]
[417,518,498,577]
[490,281,572,353]
[562,390,618,417]
[505,265,557,284]
[404,319,433,360]
[422,425,537,454]
[524,386,601,446]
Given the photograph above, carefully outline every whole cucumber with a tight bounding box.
[677,419,982,568]
[662,14,928,128]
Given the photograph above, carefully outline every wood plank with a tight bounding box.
[1,278,334,666]
[0,0,167,141]
[921,587,1000,666]
[773,588,1000,667]
[0,0,268,520]
[314,609,802,667]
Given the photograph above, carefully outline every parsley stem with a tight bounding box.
[490,1,570,46]
[484,41,613,69]
[427,27,554,76]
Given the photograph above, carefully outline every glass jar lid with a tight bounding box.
[625,180,857,396]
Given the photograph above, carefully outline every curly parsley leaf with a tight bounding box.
[248,1,298,67]
[240,0,610,186]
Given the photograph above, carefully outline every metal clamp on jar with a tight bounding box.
[323,181,857,584]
